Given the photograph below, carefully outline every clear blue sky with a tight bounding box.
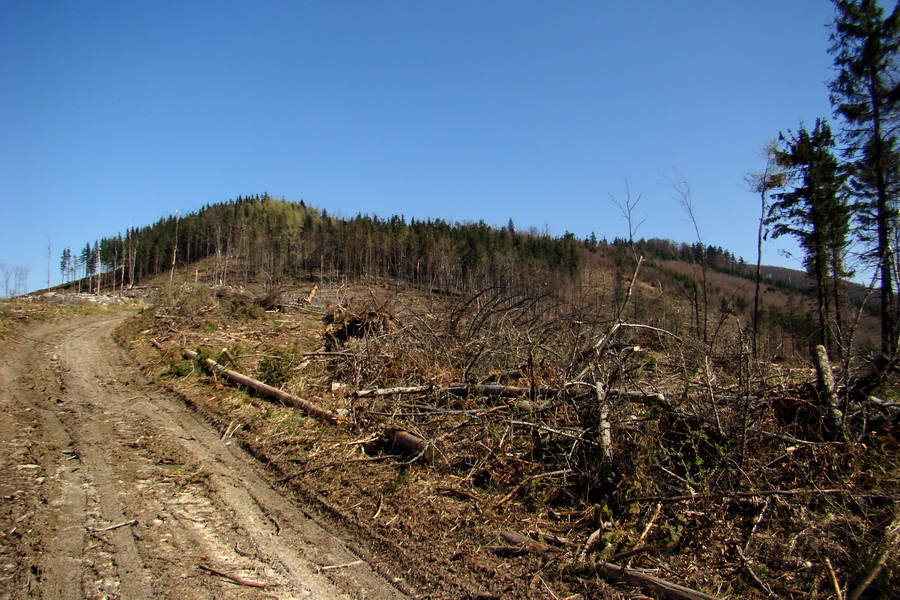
[2,1,839,293]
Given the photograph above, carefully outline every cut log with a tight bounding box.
[183,350,436,463]
[353,384,433,398]
[382,427,434,462]
[182,349,339,424]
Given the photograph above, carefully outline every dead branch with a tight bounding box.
[222,348,239,369]
[487,545,529,556]
[591,561,723,600]
[436,486,479,501]
[608,545,654,563]
[494,469,572,508]
[303,350,359,358]
[319,560,363,571]
[580,526,605,560]
[446,383,558,400]
[825,557,843,600]
[198,564,269,588]
[633,503,662,551]
[737,546,779,598]
[847,513,900,600]
[622,488,848,504]
[497,530,555,555]
[88,519,138,533]
[508,420,600,447]
[596,382,612,461]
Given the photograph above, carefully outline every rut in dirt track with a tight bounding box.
[0,311,408,600]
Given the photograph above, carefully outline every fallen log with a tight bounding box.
[182,349,339,424]
[382,427,435,462]
[182,349,436,463]
[353,384,434,398]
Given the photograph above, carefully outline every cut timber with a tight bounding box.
[353,384,434,398]
[592,561,722,600]
[182,349,339,424]
[382,427,434,462]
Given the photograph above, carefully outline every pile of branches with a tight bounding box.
[149,279,900,598]
[313,284,900,599]
[322,299,398,352]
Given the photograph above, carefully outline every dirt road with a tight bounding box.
[0,312,408,599]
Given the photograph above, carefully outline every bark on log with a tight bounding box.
[353,384,434,398]
[596,383,612,461]
[182,349,339,424]
[592,561,723,600]
[607,390,670,405]
[183,350,436,463]
[813,344,845,441]
[382,427,434,462]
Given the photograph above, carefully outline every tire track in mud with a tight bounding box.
[0,312,408,600]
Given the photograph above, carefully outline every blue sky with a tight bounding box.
[2,1,838,292]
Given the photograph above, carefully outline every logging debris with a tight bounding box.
[180,348,434,462]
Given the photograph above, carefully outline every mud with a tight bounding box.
[0,312,408,599]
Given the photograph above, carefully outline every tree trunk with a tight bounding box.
[813,344,845,441]
[182,349,339,424]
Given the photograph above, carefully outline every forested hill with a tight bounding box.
[60,194,584,293]
[59,193,813,298]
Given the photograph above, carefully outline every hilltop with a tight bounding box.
[16,193,892,598]
[54,193,879,361]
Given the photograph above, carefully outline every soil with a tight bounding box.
[0,311,410,599]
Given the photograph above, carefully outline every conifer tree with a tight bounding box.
[768,119,850,350]
[829,0,900,358]
[60,248,71,284]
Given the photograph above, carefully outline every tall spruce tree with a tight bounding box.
[60,247,71,285]
[768,119,850,351]
[829,0,900,359]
